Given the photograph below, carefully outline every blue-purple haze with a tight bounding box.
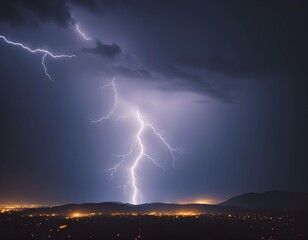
[0,0,307,205]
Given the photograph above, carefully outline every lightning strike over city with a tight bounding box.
[1,1,307,239]
[92,79,182,204]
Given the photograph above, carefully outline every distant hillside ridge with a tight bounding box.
[22,202,247,216]
[20,191,308,216]
[219,191,308,210]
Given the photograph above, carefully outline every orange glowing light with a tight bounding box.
[177,196,221,205]
[174,211,201,216]
[59,225,68,229]
[68,212,96,218]
[192,199,216,204]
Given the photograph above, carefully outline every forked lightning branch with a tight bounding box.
[91,78,183,204]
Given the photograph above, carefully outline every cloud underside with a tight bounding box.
[82,39,121,59]
[113,65,235,103]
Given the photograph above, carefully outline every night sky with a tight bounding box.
[0,0,307,205]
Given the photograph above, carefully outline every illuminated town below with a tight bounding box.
[0,203,307,240]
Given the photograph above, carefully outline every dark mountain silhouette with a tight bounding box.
[22,191,308,216]
[23,202,246,216]
[220,191,308,211]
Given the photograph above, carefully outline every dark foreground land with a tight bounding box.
[0,212,307,240]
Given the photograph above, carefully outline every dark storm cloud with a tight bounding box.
[112,64,234,102]
[86,0,305,101]
[82,39,121,59]
[0,0,96,28]
[159,65,235,102]
[175,0,308,78]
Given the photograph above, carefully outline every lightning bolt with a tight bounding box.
[91,78,119,123]
[143,118,184,168]
[42,53,53,81]
[129,111,183,204]
[75,24,92,41]
[0,35,75,81]
[91,78,132,123]
[93,79,182,205]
